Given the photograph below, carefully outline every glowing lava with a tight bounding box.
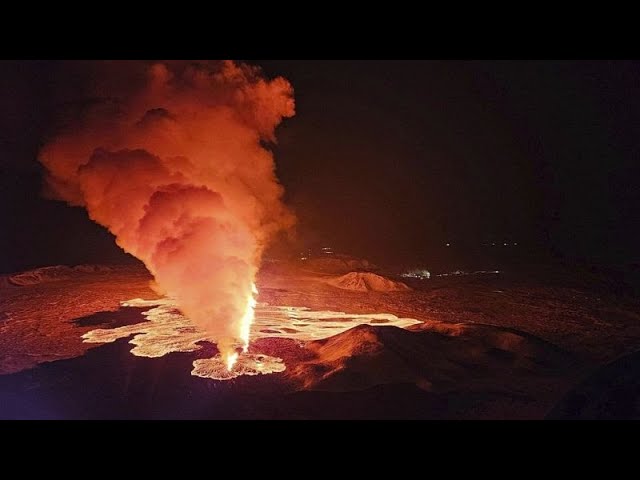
[82,297,422,380]
[226,352,239,371]
[225,282,258,371]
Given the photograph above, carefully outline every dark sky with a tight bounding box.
[1,60,639,273]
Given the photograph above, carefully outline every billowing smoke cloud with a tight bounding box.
[39,60,295,362]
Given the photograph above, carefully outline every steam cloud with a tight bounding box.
[39,60,295,359]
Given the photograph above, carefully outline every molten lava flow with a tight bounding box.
[83,297,423,380]
[38,61,295,362]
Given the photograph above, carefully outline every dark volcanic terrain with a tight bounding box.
[2,259,640,419]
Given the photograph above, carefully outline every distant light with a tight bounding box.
[492,243,496,246]
[504,243,508,246]
[436,270,500,277]
[445,243,450,247]
[401,269,431,280]
[514,242,518,246]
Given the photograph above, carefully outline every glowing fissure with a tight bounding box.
[38,61,295,362]
[82,297,422,380]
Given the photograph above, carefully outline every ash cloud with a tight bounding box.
[39,60,295,357]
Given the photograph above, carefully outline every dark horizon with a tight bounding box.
[2,60,639,273]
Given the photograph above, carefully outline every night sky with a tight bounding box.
[1,60,639,273]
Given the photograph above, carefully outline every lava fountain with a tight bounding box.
[38,61,295,367]
[228,282,258,371]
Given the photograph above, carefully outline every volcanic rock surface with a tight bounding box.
[8,265,114,286]
[291,322,577,392]
[327,272,411,292]
[299,255,378,274]
[548,349,640,419]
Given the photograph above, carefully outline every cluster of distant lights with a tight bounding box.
[299,246,334,261]
[401,269,432,280]
[437,270,500,277]
[445,242,518,247]
[401,269,500,280]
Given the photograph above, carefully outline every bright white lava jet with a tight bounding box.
[227,282,258,371]
[226,352,239,371]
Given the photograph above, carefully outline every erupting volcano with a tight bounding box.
[3,59,640,420]
[38,61,295,369]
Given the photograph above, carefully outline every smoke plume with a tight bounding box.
[39,60,295,362]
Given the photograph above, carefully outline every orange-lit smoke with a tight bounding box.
[39,61,295,365]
